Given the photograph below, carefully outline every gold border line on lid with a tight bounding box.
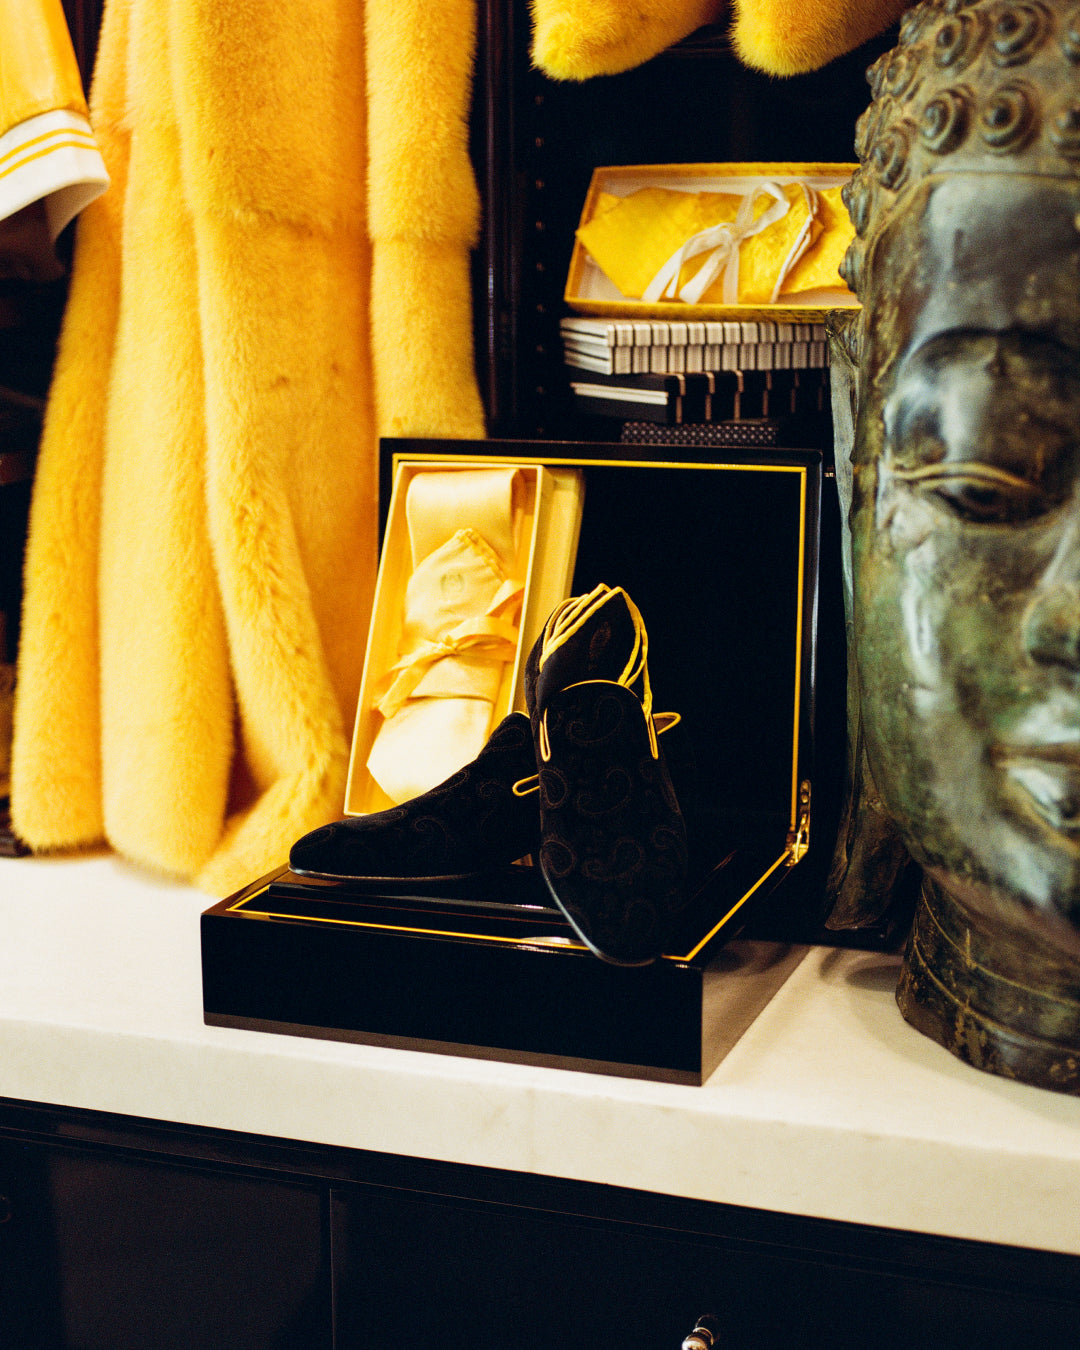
[676,848,794,961]
[393,451,809,475]
[231,901,590,953]
[790,468,806,830]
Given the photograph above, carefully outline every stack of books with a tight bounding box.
[562,316,831,430]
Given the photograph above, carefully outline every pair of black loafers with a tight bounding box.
[289,584,688,966]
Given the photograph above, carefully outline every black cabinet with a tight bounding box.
[0,1135,331,1350]
[2,1098,1078,1350]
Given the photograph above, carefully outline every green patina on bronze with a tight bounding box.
[830,0,1080,1092]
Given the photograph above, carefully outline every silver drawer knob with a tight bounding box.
[681,1313,719,1350]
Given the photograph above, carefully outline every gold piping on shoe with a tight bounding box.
[512,710,678,794]
[539,584,650,705]
[533,585,680,764]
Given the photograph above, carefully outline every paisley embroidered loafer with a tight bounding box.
[289,712,539,882]
[524,584,688,966]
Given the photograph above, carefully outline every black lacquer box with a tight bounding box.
[202,438,830,1083]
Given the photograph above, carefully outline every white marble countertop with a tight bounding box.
[2,851,1079,1257]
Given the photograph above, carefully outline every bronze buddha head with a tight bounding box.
[833,0,1080,1091]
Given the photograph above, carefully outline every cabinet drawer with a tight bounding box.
[331,1184,1080,1350]
[0,1140,332,1350]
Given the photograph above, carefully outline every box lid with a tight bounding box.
[353,436,823,961]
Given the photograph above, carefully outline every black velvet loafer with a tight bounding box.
[289,712,540,882]
[524,585,688,967]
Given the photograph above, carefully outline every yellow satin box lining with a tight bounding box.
[344,459,585,817]
[565,163,860,323]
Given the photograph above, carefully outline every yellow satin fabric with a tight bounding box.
[781,185,851,294]
[405,465,522,565]
[367,469,525,804]
[0,0,87,131]
[576,187,743,301]
[375,534,522,719]
[577,181,854,304]
[0,0,107,276]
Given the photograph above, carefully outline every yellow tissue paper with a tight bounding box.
[779,185,853,295]
[590,191,621,221]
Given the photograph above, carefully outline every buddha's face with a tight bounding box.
[853,173,1080,962]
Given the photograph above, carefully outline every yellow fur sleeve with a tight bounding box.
[366,0,486,440]
[730,0,909,75]
[531,0,908,81]
[530,0,726,80]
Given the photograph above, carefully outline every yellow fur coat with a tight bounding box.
[12,0,484,894]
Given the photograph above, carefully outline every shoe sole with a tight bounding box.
[534,681,687,967]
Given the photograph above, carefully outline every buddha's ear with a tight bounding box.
[826,311,860,606]
[825,495,919,939]
[529,0,725,81]
[825,732,919,931]
[822,309,917,935]
[729,0,909,76]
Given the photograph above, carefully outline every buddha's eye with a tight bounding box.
[882,330,1080,524]
[927,474,1039,522]
[889,462,1047,523]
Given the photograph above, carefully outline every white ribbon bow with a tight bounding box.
[641,181,820,307]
